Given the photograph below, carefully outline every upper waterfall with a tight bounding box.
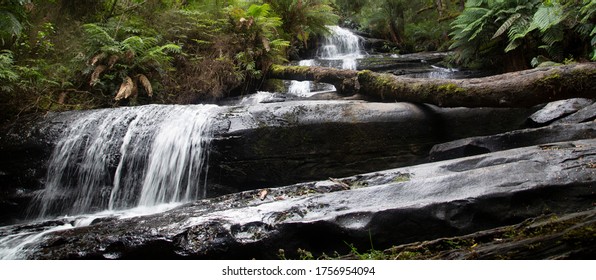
[318,25,363,70]
[288,25,363,96]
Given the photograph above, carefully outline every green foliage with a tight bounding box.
[264,0,339,50]
[358,0,407,44]
[578,0,596,60]
[226,3,289,81]
[82,23,181,100]
[0,50,19,92]
[451,0,596,69]
[0,0,31,47]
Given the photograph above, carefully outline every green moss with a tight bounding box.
[393,174,410,183]
[394,250,422,260]
[437,83,465,95]
[539,72,562,84]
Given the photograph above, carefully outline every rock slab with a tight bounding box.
[17,139,596,259]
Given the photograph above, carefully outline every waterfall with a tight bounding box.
[318,25,362,70]
[32,104,219,218]
[288,26,363,96]
[287,59,315,96]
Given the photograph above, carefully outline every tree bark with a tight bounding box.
[268,63,596,108]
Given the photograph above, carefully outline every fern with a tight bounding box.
[83,24,118,52]
[492,13,521,39]
[532,3,564,33]
[0,11,22,45]
[541,24,564,46]
[82,23,182,100]
[0,50,18,92]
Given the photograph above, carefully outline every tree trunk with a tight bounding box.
[268,63,596,108]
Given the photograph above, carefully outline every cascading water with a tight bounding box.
[287,59,315,96]
[288,26,363,97]
[318,25,362,70]
[2,104,219,259]
[34,104,219,218]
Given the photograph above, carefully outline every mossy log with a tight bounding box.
[268,63,596,107]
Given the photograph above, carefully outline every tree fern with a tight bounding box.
[82,23,182,100]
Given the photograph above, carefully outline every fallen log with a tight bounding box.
[268,63,596,107]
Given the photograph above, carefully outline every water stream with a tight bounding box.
[36,104,218,218]
[0,26,472,259]
[1,104,219,259]
[288,25,363,97]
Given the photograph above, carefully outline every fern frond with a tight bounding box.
[89,52,107,66]
[541,24,564,46]
[0,11,23,41]
[504,38,523,53]
[115,76,134,100]
[90,65,107,86]
[83,24,117,50]
[492,13,522,39]
[137,74,152,97]
[532,4,565,33]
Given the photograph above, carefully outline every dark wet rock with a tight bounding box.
[552,102,596,125]
[20,139,596,259]
[377,209,596,260]
[207,101,535,193]
[355,52,451,72]
[0,101,539,224]
[361,38,397,53]
[528,98,594,125]
[429,122,596,161]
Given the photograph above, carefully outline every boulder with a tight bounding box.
[429,122,596,161]
[206,101,535,193]
[0,101,539,224]
[375,209,596,260]
[528,98,594,125]
[552,102,596,125]
[16,138,596,259]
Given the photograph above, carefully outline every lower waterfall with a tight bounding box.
[32,104,219,218]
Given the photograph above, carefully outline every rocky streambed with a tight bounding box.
[0,97,594,259]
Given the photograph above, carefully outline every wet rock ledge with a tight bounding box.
[21,138,596,259]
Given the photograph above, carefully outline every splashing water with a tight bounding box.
[32,104,219,218]
[288,59,316,96]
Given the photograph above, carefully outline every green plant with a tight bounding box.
[264,0,339,49]
[226,3,289,91]
[0,0,31,47]
[82,23,181,101]
[358,0,407,45]
[0,49,19,92]
[450,0,596,69]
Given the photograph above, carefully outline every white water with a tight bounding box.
[287,26,363,97]
[35,104,219,217]
[0,202,182,259]
[287,59,316,96]
[0,223,74,259]
[410,65,460,79]
[318,25,362,70]
[1,104,218,259]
